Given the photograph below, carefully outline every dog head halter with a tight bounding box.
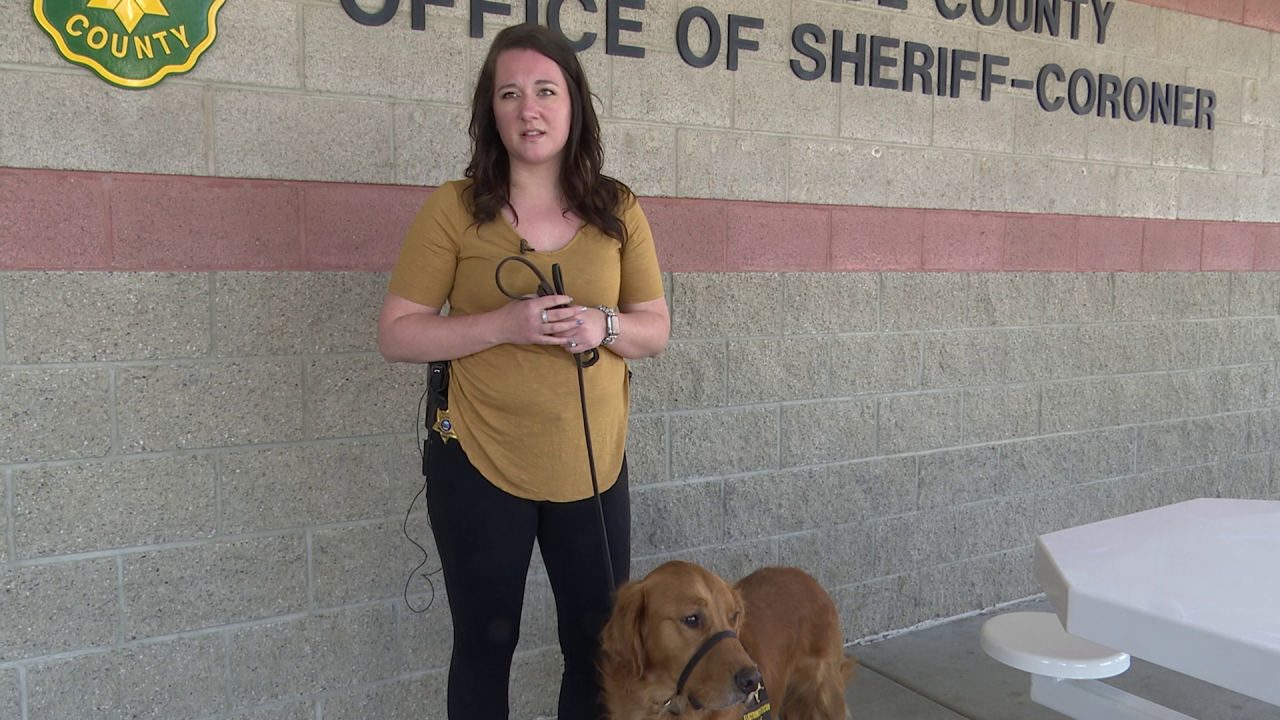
[662,629,735,714]
[661,628,772,718]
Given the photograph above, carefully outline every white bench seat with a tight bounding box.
[981,611,1201,720]
[981,611,1130,679]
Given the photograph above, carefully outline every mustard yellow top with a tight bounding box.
[388,179,664,502]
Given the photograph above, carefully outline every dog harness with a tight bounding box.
[662,630,772,719]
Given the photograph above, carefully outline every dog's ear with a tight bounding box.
[602,580,647,678]
[730,587,746,632]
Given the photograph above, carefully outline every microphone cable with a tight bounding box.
[402,384,441,613]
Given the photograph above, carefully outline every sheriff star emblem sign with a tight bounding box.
[33,0,225,88]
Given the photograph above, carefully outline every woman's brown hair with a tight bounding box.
[466,23,629,242]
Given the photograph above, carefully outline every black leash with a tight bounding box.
[495,255,615,593]
[404,255,618,612]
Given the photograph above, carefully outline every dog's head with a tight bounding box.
[600,561,762,714]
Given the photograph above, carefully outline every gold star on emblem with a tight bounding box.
[85,0,168,34]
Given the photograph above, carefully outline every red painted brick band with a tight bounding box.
[0,168,420,272]
[1130,0,1280,31]
[3,167,1280,273]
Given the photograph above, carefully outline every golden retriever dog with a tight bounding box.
[600,561,854,720]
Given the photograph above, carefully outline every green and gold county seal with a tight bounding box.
[34,0,225,88]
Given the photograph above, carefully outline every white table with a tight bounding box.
[1034,498,1280,716]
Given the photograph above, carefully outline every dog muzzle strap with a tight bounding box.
[675,630,736,699]
[660,629,736,714]
[663,629,774,719]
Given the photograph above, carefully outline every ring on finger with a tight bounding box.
[568,339,577,348]
[541,309,549,324]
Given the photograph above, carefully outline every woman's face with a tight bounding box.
[492,48,573,175]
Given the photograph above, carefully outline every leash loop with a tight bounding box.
[495,254,555,299]
[494,255,599,368]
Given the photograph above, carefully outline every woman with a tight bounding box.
[377,23,670,720]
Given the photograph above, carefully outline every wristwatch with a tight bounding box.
[595,305,620,345]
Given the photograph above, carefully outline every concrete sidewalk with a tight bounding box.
[844,598,1277,720]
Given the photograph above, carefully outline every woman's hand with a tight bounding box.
[551,305,608,353]
[377,291,666,364]
[548,299,671,358]
[494,295,587,347]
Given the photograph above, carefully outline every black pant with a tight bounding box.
[426,435,630,720]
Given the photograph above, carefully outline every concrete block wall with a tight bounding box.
[2,0,1280,718]
[0,271,453,717]
[0,0,1276,216]
[625,272,1279,611]
[2,267,1276,719]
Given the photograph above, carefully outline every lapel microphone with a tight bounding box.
[519,238,534,253]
